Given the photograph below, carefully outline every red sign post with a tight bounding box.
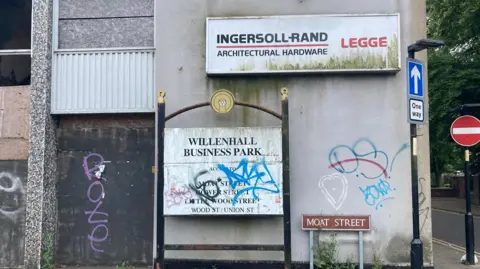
[450,114,479,264]
[450,115,480,147]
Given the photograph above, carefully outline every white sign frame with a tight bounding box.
[163,127,283,216]
[206,13,401,75]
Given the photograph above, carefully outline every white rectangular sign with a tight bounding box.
[206,14,400,74]
[409,98,425,123]
[164,127,283,215]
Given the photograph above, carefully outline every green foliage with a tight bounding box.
[116,262,129,269]
[313,233,356,269]
[193,265,217,269]
[372,253,383,269]
[427,0,480,179]
[41,233,55,269]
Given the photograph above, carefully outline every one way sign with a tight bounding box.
[406,58,426,125]
[407,59,424,98]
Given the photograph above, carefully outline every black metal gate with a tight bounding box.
[154,88,291,269]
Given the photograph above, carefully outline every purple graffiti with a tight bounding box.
[165,185,193,208]
[83,153,108,253]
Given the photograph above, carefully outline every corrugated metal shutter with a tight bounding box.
[51,49,155,114]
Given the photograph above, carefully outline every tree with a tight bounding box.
[427,0,480,181]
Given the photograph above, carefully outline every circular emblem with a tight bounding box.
[210,89,235,114]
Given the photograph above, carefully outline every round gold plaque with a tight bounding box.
[210,89,235,114]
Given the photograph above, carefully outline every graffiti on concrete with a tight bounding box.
[83,153,108,253]
[0,172,25,224]
[318,173,348,211]
[359,178,395,210]
[327,138,408,210]
[419,177,430,231]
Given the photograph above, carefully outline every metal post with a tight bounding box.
[464,148,475,264]
[281,88,291,269]
[359,231,364,269]
[155,90,166,269]
[408,50,423,269]
[309,231,313,269]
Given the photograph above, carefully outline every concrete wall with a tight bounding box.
[0,160,28,268]
[58,0,154,49]
[156,0,432,267]
[56,116,155,265]
[0,86,30,268]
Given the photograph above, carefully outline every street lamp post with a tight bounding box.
[407,39,445,269]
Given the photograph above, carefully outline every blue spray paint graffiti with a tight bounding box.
[359,178,396,210]
[217,157,280,206]
[327,138,408,210]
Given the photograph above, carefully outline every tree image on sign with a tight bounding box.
[450,115,480,147]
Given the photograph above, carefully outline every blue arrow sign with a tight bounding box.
[407,59,424,98]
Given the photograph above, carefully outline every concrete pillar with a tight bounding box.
[24,0,58,268]
[410,0,434,264]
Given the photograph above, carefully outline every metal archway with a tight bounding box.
[154,88,291,269]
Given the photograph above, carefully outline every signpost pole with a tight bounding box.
[281,88,292,269]
[407,50,423,269]
[359,231,364,269]
[464,148,475,264]
[155,90,166,269]
[406,41,445,269]
[309,231,313,269]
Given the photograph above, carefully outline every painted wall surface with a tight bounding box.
[155,0,432,266]
[57,0,154,49]
[0,160,27,268]
[56,127,155,265]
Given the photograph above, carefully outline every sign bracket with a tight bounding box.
[154,88,291,269]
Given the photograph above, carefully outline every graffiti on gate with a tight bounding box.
[83,153,108,253]
[0,172,25,224]
[217,157,280,206]
[324,138,408,210]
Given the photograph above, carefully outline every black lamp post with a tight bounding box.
[407,38,445,269]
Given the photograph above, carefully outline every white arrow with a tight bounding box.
[411,66,421,94]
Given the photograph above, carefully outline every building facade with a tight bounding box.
[0,0,434,268]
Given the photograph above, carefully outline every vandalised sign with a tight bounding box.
[206,14,400,74]
[301,215,371,231]
[164,127,283,215]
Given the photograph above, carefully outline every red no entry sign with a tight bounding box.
[450,115,480,147]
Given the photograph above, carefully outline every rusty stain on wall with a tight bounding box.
[0,86,30,160]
